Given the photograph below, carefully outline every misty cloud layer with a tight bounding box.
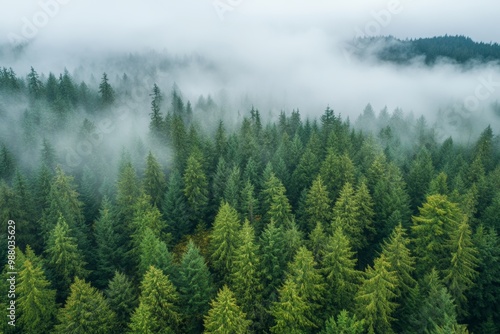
[1,0,500,132]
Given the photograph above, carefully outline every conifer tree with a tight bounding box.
[149,84,164,139]
[210,202,241,282]
[443,219,478,316]
[240,179,259,225]
[115,160,141,229]
[129,266,181,334]
[322,227,359,314]
[106,271,138,333]
[204,285,251,334]
[18,259,57,334]
[41,166,89,252]
[162,169,190,242]
[407,148,434,212]
[259,221,288,306]
[130,193,168,247]
[183,151,209,226]
[270,279,316,334]
[308,222,328,263]
[262,173,293,227]
[305,175,331,232]
[411,194,463,274]
[27,66,44,98]
[94,197,123,288]
[320,150,355,202]
[323,310,365,334]
[54,278,116,334]
[137,227,174,279]
[46,215,88,300]
[286,246,326,327]
[178,240,214,333]
[355,254,398,334]
[144,151,167,207]
[230,220,263,323]
[98,72,115,106]
[224,165,241,210]
[332,182,365,250]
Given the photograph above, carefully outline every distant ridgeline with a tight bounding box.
[352,35,500,65]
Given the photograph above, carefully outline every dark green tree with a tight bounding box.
[105,271,138,333]
[98,72,115,106]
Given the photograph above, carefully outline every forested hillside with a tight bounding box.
[1,66,500,333]
[352,35,500,65]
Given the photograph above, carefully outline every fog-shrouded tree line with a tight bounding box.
[0,66,500,334]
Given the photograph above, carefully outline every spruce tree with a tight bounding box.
[144,151,166,207]
[230,220,263,323]
[443,219,478,317]
[240,179,259,225]
[322,227,359,315]
[137,227,174,279]
[286,246,326,328]
[105,271,138,333]
[149,83,164,140]
[332,182,365,250]
[178,240,214,333]
[209,202,241,282]
[162,169,190,242]
[54,278,116,334]
[204,285,251,334]
[305,175,331,233]
[355,254,398,334]
[98,72,115,106]
[270,278,316,334]
[18,259,57,334]
[323,310,365,334]
[129,266,181,334]
[45,215,88,300]
[183,151,209,227]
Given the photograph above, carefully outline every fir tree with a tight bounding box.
[230,220,263,323]
[54,278,116,334]
[18,259,57,334]
[45,215,88,300]
[305,175,331,233]
[129,266,181,334]
[106,271,138,333]
[355,254,398,334]
[204,285,251,334]
[210,202,241,282]
[149,84,164,139]
[322,227,359,315]
[98,72,115,106]
[183,152,209,226]
[137,227,174,279]
[162,169,189,242]
[178,240,214,333]
[144,151,167,207]
[323,310,365,334]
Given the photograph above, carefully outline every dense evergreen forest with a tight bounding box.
[1,65,500,333]
[352,35,500,65]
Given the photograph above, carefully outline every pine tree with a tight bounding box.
[322,227,359,314]
[18,259,57,334]
[144,151,166,207]
[305,175,331,233]
[54,278,116,334]
[27,66,44,98]
[204,285,251,334]
[230,220,263,323]
[105,271,138,333]
[210,202,241,282]
[270,278,316,334]
[355,254,398,334]
[129,266,181,334]
[178,240,214,333]
[290,147,319,203]
[262,173,293,228]
[428,172,449,196]
[183,152,209,226]
[324,310,365,334]
[162,169,190,242]
[355,180,375,245]
[308,222,328,263]
[45,215,88,300]
[286,246,326,327]
[130,193,168,247]
[443,219,478,317]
